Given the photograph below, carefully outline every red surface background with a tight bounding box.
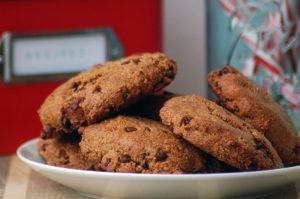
[0,0,162,154]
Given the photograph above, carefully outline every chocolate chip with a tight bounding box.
[153,60,159,65]
[255,140,270,156]
[156,150,168,161]
[70,81,81,91]
[69,102,79,111]
[121,60,130,65]
[69,97,84,111]
[132,58,141,64]
[180,116,193,126]
[41,144,48,151]
[123,93,131,100]
[41,125,56,139]
[61,117,71,129]
[169,123,174,131]
[225,98,234,102]
[90,75,101,85]
[166,69,174,78]
[93,86,101,93]
[207,106,214,113]
[46,125,55,133]
[144,127,151,133]
[124,127,137,132]
[120,154,131,163]
[256,141,264,149]
[142,160,149,169]
[218,68,229,76]
[61,117,76,131]
[103,158,111,167]
[41,131,51,139]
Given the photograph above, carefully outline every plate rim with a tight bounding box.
[17,137,300,180]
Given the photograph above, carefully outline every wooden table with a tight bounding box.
[0,155,299,199]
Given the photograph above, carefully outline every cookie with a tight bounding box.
[38,53,177,138]
[123,91,177,121]
[159,95,282,171]
[37,134,93,170]
[208,66,299,164]
[79,115,206,174]
[204,154,239,173]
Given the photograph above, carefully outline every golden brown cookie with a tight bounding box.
[160,95,282,171]
[37,134,93,170]
[79,115,206,174]
[208,66,299,164]
[38,53,177,138]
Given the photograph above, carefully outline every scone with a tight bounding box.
[37,134,93,170]
[159,95,282,171]
[39,53,177,138]
[79,115,206,174]
[208,66,299,164]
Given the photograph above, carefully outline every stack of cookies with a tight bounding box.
[37,53,299,174]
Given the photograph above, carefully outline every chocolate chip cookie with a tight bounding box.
[208,66,299,164]
[159,95,282,171]
[123,91,177,121]
[79,115,206,174]
[38,53,177,138]
[37,134,93,170]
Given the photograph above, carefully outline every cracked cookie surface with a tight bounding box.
[159,95,282,171]
[208,66,299,165]
[79,115,206,174]
[38,53,177,138]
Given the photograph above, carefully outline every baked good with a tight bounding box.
[38,53,177,138]
[37,134,93,170]
[159,95,282,171]
[123,91,177,121]
[208,66,299,164]
[79,115,206,174]
[204,154,239,173]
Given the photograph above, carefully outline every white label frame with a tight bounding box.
[1,28,123,84]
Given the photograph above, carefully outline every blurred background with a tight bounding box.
[0,0,299,153]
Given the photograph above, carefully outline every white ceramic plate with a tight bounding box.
[17,138,300,199]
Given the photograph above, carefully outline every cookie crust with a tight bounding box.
[79,115,206,174]
[160,95,282,171]
[208,66,299,164]
[38,53,177,138]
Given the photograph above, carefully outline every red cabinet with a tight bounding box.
[0,0,161,154]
